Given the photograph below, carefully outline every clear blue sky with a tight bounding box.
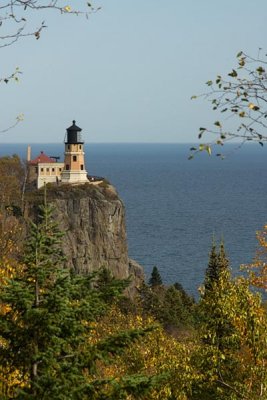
[1,0,267,143]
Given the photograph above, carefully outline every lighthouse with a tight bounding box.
[61,120,89,184]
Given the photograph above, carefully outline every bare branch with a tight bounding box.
[0,114,24,134]
[0,1,101,48]
[0,1,101,134]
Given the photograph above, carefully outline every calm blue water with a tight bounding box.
[1,143,267,297]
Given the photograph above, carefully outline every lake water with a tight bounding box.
[1,142,267,297]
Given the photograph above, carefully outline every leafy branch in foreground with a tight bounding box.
[189,49,267,159]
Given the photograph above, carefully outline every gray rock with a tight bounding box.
[24,182,144,291]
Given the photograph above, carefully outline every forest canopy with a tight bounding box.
[0,164,266,399]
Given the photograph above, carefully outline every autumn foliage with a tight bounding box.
[0,156,267,398]
[1,224,266,399]
[244,224,267,289]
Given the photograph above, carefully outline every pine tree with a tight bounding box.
[194,242,239,399]
[193,240,267,400]
[0,201,94,397]
[149,266,162,287]
[204,241,218,291]
[217,241,229,271]
[204,240,229,292]
[95,266,130,304]
[201,241,233,348]
[161,286,189,329]
[173,281,195,308]
[0,199,159,399]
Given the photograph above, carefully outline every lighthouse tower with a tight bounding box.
[61,120,89,184]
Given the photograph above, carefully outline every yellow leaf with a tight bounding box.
[248,103,260,111]
[206,146,212,156]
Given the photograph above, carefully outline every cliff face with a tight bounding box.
[25,183,144,289]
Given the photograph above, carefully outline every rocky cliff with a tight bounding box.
[24,182,144,292]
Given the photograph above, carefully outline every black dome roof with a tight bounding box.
[66,120,82,132]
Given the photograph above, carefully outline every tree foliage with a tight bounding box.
[0,155,25,211]
[148,266,162,288]
[88,304,198,400]
[190,49,267,159]
[204,240,229,292]
[0,156,25,301]
[244,223,267,290]
[139,279,195,333]
[1,208,267,399]
[0,183,267,398]
[195,244,267,400]
[0,200,159,399]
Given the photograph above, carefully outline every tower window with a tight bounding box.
[81,164,84,170]
[52,168,55,172]
[46,168,49,172]
[73,155,77,162]
[79,145,81,150]
[66,164,70,170]
[41,168,44,172]
[68,145,70,150]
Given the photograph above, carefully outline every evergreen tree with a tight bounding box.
[138,281,164,320]
[201,241,233,349]
[173,281,195,308]
[194,267,267,399]
[218,241,229,271]
[148,266,162,287]
[161,286,189,329]
[95,266,130,304]
[204,240,218,291]
[0,200,158,399]
[0,201,95,397]
[204,240,229,292]
[138,280,195,332]
[194,242,239,399]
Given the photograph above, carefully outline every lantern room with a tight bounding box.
[65,120,84,144]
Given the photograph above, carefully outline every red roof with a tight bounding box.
[28,151,56,165]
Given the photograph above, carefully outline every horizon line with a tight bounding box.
[0,141,259,145]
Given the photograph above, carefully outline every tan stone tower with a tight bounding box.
[61,120,89,184]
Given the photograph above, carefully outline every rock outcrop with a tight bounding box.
[24,182,144,291]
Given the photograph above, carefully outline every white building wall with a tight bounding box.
[37,162,64,189]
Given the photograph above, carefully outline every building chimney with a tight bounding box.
[27,145,31,162]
